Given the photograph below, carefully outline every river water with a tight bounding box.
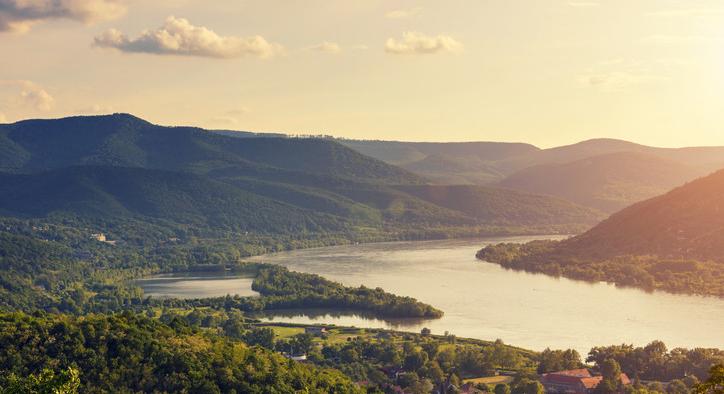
[244,236,724,353]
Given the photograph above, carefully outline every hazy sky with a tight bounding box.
[2,0,724,147]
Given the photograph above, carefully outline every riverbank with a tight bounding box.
[245,237,724,354]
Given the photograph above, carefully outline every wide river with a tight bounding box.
[244,236,724,354]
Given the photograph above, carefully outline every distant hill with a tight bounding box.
[339,140,539,184]
[0,166,343,233]
[0,113,422,185]
[340,137,724,212]
[0,114,603,237]
[497,151,700,212]
[400,155,505,185]
[477,169,724,297]
[396,185,604,227]
[339,140,539,165]
[342,138,724,180]
[562,169,724,262]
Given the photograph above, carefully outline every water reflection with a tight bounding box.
[250,236,724,353]
[136,271,259,299]
[253,308,431,329]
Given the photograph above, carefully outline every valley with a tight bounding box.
[1,114,723,393]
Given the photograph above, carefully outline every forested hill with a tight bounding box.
[0,113,422,185]
[338,137,724,213]
[477,169,724,297]
[0,114,603,236]
[561,168,724,262]
[497,151,700,213]
[0,312,362,393]
[0,166,344,234]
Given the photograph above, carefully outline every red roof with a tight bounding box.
[555,369,593,377]
[580,376,603,389]
[542,370,631,391]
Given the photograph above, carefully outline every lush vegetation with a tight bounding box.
[0,213,443,321]
[2,115,723,393]
[250,266,443,318]
[586,341,724,382]
[0,312,361,393]
[160,265,444,319]
[0,305,721,393]
[477,169,724,298]
[0,114,603,238]
[477,241,724,297]
[396,184,603,227]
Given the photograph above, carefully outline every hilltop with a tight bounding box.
[497,151,700,212]
[477,169,724,297]
[340,137,724,212]
[0,114,602,238]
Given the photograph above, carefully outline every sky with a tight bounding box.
[2,0,724,148]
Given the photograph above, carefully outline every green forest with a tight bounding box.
[477,241,724,298]
[0,115,722,393]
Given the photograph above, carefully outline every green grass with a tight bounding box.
[266,326,305,339]
[463,376,514,385]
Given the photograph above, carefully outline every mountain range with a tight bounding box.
[0,114,601,238]
[339,138,724,213]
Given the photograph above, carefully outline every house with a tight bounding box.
[282,353,307,362]
[90,233,106,242]
[90,233,117,245]
[541,369,631,394]
[304,326,327,336]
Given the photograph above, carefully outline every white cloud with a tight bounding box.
[0,80,55,110]
[0,0,126,33]
[385,7,422,19]
[307,41,341,54]
[385,32,462,55]
[94,16,283,59]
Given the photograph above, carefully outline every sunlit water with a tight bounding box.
[136,272,258,299]
[243,236,724,354]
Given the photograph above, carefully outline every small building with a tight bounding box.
[90,233,117,245]
[541,369,631,394]
[283,354,307,362]
[90,233,106,242]
[304,326,327,336]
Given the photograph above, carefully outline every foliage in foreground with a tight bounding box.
[0,312,361,394]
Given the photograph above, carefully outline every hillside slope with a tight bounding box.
[0,114,605,237]
[0,113,422,185]
[497,151,700,212]
[477,170,724,297]
[563,169,724,261]
[396,185,604,227]
[0,166,344,233]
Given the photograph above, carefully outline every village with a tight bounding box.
[262,323,653,394]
